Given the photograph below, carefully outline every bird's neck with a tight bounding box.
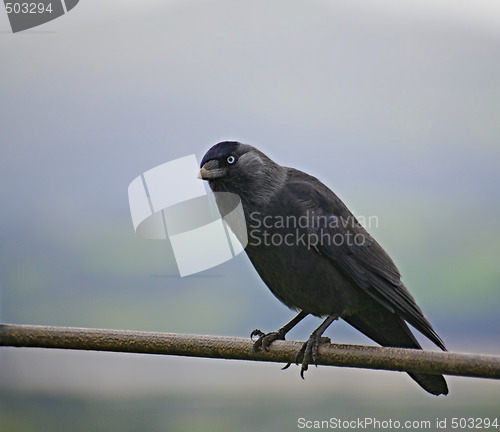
[239,164,287,213]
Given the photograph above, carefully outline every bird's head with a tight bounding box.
[199,141,286,207]
[199,141,253,181]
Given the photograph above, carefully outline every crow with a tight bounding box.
[199,141,448,396]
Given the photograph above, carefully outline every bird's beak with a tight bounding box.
[198,159,227,180]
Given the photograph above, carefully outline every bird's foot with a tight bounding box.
[250,328,286,353]
[294,334,331,379]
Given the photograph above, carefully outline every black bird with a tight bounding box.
[199,141,448,396]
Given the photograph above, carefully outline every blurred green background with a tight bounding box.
[1,0,499,430]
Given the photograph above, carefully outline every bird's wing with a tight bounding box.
[283,169,445,349]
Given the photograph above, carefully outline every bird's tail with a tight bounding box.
[406,372,448,396]
[343,305,448,396]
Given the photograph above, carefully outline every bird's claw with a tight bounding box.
[250,329,265,341]
[295,335,331,379]
[251,329,286,353]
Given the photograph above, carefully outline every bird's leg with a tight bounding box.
[295,314,338,379]
[251,311,309,353]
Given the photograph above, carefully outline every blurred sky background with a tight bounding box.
[1,0,499,430]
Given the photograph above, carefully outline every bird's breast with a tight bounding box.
[244,238,359,317]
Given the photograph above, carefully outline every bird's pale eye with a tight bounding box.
[227,155,236,164]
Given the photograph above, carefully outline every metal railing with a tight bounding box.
[1,323,499,380]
